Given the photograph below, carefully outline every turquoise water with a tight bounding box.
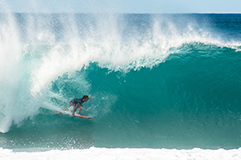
[0,13,241,151]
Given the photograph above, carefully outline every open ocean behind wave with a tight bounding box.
[0,13,241,159]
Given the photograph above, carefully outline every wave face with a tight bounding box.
[0,13,241,150]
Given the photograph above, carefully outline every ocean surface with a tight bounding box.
[0,13,241,159]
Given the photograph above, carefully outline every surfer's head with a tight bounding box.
[82,95,92,102]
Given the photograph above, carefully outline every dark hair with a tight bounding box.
[82,95,89,99]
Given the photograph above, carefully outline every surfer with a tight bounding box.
[64,95,92,116]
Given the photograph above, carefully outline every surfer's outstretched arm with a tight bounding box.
[72,105,78,116]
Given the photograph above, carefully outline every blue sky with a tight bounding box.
[0,0,241,13]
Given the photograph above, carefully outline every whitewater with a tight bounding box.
[1,147,241,160]
[0,9,241,160]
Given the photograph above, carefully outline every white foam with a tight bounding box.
[0,12,22,133]
[0,147,241,160]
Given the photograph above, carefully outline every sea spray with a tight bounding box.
[0,12,22,133]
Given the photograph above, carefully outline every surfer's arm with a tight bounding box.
[72,105,78,115]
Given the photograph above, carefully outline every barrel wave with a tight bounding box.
[0,13,241,150]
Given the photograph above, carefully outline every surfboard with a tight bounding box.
[57,111,94,119]
[73,114,94,119]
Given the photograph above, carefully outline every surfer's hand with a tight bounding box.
[89,96,92,99]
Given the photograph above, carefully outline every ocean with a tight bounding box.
[0,13,241,159]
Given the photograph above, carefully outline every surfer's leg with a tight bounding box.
[64,107,70,111]
[64,100,75,111]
